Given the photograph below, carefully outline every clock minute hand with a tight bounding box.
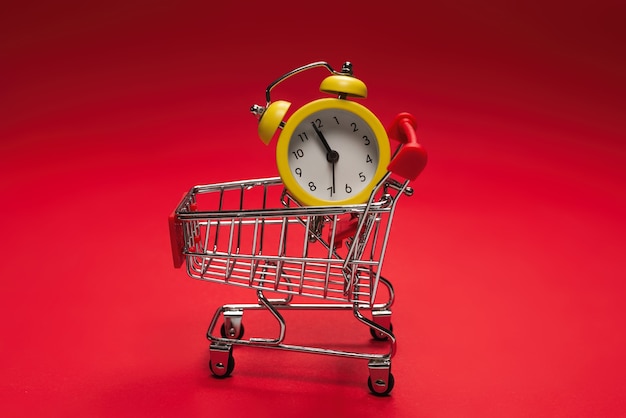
[311,122,338,194]
[311,122,339,163]
[331,157,336,194]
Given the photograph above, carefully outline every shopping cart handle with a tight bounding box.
[386,112,427,180]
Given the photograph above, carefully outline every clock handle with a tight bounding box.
[386,112,428,180]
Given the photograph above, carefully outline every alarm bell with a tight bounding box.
[252,100,291,145]
[319,75,367,98]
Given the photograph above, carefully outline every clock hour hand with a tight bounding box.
[311,122,339,163]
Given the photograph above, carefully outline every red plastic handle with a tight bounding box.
[386,112,427,180]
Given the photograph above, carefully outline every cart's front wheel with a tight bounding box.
[209,349,235,378]
[368,372,395,396]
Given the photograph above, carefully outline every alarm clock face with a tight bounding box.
[277,99,390,206]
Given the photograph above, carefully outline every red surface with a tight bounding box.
[1,1,625,417]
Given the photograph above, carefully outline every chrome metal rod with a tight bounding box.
[264,61,336,104]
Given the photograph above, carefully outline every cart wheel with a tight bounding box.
[368,372,395,396]
[209,352,235,379]
[220,323,245,339]
[370,323,393,341]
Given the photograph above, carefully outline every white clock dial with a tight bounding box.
[287,108,380,203]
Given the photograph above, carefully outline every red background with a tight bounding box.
[1,1,625,416]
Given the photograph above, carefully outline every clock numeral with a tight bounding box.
[351,122,358,132]
[359,172,366,182]
[363,135,370,146]
[298,132,309,142]
[292,149,304,159]
[327,186,334,197]
[333,116,340,124]
[308,181,317,191]
[345,184,352,194]
[295,168,302,177]
[314,118,323,128]
[366,154,373,163]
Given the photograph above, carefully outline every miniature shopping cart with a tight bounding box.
[169,113,426,395]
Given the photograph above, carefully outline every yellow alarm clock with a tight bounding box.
[251,61,391,206]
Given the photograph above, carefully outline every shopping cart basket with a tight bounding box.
[169,113,427,395]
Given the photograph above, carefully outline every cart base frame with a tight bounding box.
[205,276,397,396]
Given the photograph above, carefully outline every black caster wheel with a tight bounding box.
[368,372,395,396]
[209,352,235,379]
[220,322,245,339]
[370,323,393,341]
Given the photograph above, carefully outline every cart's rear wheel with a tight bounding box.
[368,372,395,396]
[220,322,245,339]
[370,323,393,341]
[209,351,235,378]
